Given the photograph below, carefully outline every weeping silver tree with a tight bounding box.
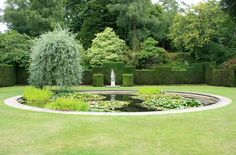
[29,29,83,89]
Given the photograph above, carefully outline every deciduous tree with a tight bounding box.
[29,29,83,89]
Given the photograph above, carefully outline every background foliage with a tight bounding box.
[0,0,236,76]
[169,0,236,62]
[3,0,66,37]
[0,31,32,68]
[138,37,167,69]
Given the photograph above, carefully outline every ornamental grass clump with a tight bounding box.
[23,87,53,104]
[46,98,89,111]
[29,29,83,89]
[139,87,161,95]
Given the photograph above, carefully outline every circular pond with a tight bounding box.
[4,90,232,116]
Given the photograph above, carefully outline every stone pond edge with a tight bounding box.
[4,91,232,116]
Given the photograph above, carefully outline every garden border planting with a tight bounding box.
[4,91,232,116]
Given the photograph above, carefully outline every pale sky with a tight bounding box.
[0,0,7,32]
[0,0,204,32]
[152,0,205,6]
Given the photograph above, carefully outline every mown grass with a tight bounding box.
[0,85,236,155]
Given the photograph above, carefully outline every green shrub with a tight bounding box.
[139,87,161,95]
[29,29,83,89]
[0,64,16,87]
[46,98,89,111]
[123,74,134,87]
[87,27,128,66]
[137,37,167,69]
[164,62,189,71]
[23,87,53,103]
[0,31,32,68]
[93,74,104,87]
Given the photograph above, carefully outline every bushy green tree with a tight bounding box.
[3,0,66,37]
[0,30,32,68]
[169,0,235,60]
[138,37,167,69]
[87,27,128,66]
[29,29,83,89]
[196,41,236,63]
[108,0,159,50]
[154,0,182,49]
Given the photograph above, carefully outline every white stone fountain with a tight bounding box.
[111,69,116,87]
[106,69,120,87]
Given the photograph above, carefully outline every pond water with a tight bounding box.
[99,94,153,112]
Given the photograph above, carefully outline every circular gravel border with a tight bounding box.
[4,91,232,116]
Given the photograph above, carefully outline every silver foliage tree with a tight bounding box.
[29,29,83,89]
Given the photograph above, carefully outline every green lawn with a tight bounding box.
[0,85,236,155]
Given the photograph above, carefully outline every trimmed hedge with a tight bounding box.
[135,63,205,85]
[154,66,173,84]
[1,62,235,87]
[123,74,134,87]
[134,70,155,85]
[82,71,92,85]
[16,67,29,85]
[0,64,16,87]
[205,62,236,87]
[211,68,235,87]
[205,62,216,85]
[93,74,104,87]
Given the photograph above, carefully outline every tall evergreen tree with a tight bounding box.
[108,0,159,50]
[65,0,89,34]
[65,0,117,49]
[3,0,66,37]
